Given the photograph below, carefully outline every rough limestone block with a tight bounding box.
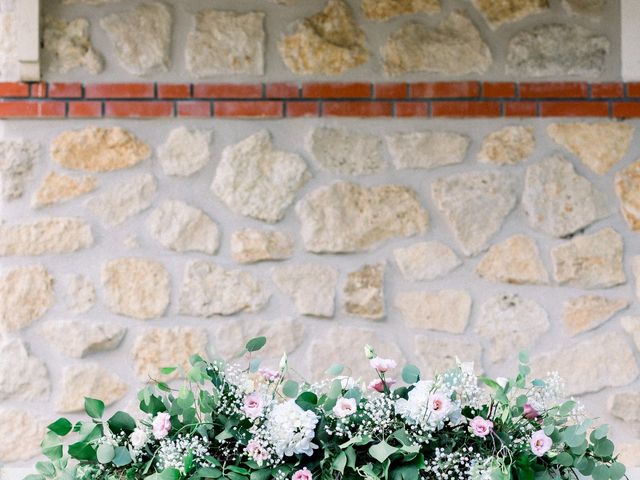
[0,265,54,333]
[381,12,492,76]
[158,127,211,177]
[0,139,38,201]
[31,172,96,209]
[386,131,469,170]
[478,126,535,166]
[279,0,369,75]
[148,200,220,255]
[635,257,640,301]
[0,218,93,256]
[211,130,310,223]
[51,127,150,172]
[56,363,128,413]
[0,409,46,463]
[608,392,640,424]
[551,227,626,289]
[100,2,172,76]
[40,320,126,358]
[532,333,638,395]
[344,263,385,320]
[621,316,640,351]
[472,0,549,30]
[179,261,270,317]
[65,274,96,314]
[563,296,629,336]
[547,122,634,175]
[562,0,605,16]
[507,23,609,77]
[432,171,518,256]
[0,339,50,401]
[297,181,428,253]
[476,235,548,285]
[362,0,440,21]
[393,241,462,281]
[615,160,640,231]
[43,16,103,74]
[102,258,170,320]
[414,335,483,377]
[0,12,17,81]
[522,155,609,237]
[186,10,265,77]
[272,264,338,317]
[395,289,471,333]
[231,229,294,264]
[307,126,385,175]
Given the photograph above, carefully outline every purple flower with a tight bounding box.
[523,403,540,420]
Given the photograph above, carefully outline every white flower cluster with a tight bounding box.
[265,400,319,458]
[396,381,460,435]
[443,363,485,409]
[529,371,565,412]
[156,434,212,474]
[423,447,485,480]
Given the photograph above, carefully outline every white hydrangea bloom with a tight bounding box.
[266,400,318,457]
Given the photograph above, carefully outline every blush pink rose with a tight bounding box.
[292,467,313,480]
[246,440,270,465]
[369,357,397,373]
[530,430,552,457]
[243,393,264,419]
[428,392,451,420]
[332,397,357,418]
[152,412,171,439]
[368,378,396,393]
[523,403,540,420]
[469,416,494,438]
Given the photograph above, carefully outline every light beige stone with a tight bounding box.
[562,0,605,16]
[186,10,265,77]
[618,443,640,469]
[124,235,140,250]
[0,13,17,81]
[551,227,625,289]
[0,139,38,200]
[547,122,634,175]
[522,155,609,238]
[563,296,629,336]
[179,261,270,317]
[158,127,211,177]
[393,241,462,281]
[62,0,121,3]
[476,235,548,285]
[0,409,46,463]
[0,265,54,333]
[131,327,208,381]
[472,0,548,30]
[307,126,384,175]
[622,316,640,350]
[414,335,483,377]
[102,258,170,320]
[297,181,428,253]
[51,127,151,172]
[148,200,219,255]
[386,131,469,170]
[308,326,404,380]
[478,126,535,166]
[56,363,128,413]
[65,274,96,314]
[476,293,549,363]
[432,171,517,256]
[273,264,338,317]
[0,339,49,401]
[608,392,640,423]
[231,229,294,264]
[615,160,640,231]
[279,0,369,75]
[381,12,492,76]
[635,257,640,300]
[395,289,471,334]
[100,2,172,76]
[362,0,440,20]
[532,333,638,395]
[40,320,126,358]
[344,263,385,320]
[212,130,310,223]
[31,171,97,208]
[43,16,103,74]
[0,218,92,256]
[86,173,157,227]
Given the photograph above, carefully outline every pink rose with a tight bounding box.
[428,392,451,420]
[368,378,396,393]
[369,357,397,373]
[246,440,270,465]
[530,430,552,457]
[469,416,494,438]
[243,393,265,419]
[259,367,280,382]
[332,397,357,418]
[523,403,540,420]
[292,467,313,480]
[152,412,171,440]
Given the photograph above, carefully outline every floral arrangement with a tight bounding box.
[27,337,627,480]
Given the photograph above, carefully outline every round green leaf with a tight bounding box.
[245,337,267,352]
[282,380,299,398]
[591,464,610,480]
[401,364,420,384]
[554,452,574,467]
[84,398,105,419]
[96,443,115,464]
[609,461,626,480]
[325,364,344,376]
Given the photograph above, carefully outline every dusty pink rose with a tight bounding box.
[243,393,264,419]
[530,430,552,457]
[428,392,451,420]
[523,403,540,420]
[152,412,171,439]
[368,378,396,393]
[332,397,357,418]
[259,367,280,382]
[369,357,397,373]
[469,416,494,438]
[292,467,313,480]
[246,440,270,465]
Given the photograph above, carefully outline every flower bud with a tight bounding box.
[364,344,376,359]
[279,352,288,371]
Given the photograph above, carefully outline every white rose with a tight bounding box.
[332,397,357,418]
[129,428,149,449]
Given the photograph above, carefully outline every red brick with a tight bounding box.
[613,102,640,118]
[193,83,262,99]
[395,102,428,117]
[48,83,83,98]
[375,83,407,99]
[483,82,516,98]
[539,101,609,117]
[30,82,47,98]
[504,101,537,117]
[104,101,173,118]
[0,82,29,97]
[177,101,211,117]
[266,83,299,98]
[0,101,65,118]
[215,101,283,118]
[410,82,480,98]
[323,101,392,117]
[431,101,500,117]
[520,82,588,99]
[158,84,191,99]
[627,83,640,97]
[591,83,624,98]
[68,101,102,118]
[303,82,371,98]
[86,83,155,99]
[286,101,319,117]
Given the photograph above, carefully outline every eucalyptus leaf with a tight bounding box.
[245,337,266,352]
